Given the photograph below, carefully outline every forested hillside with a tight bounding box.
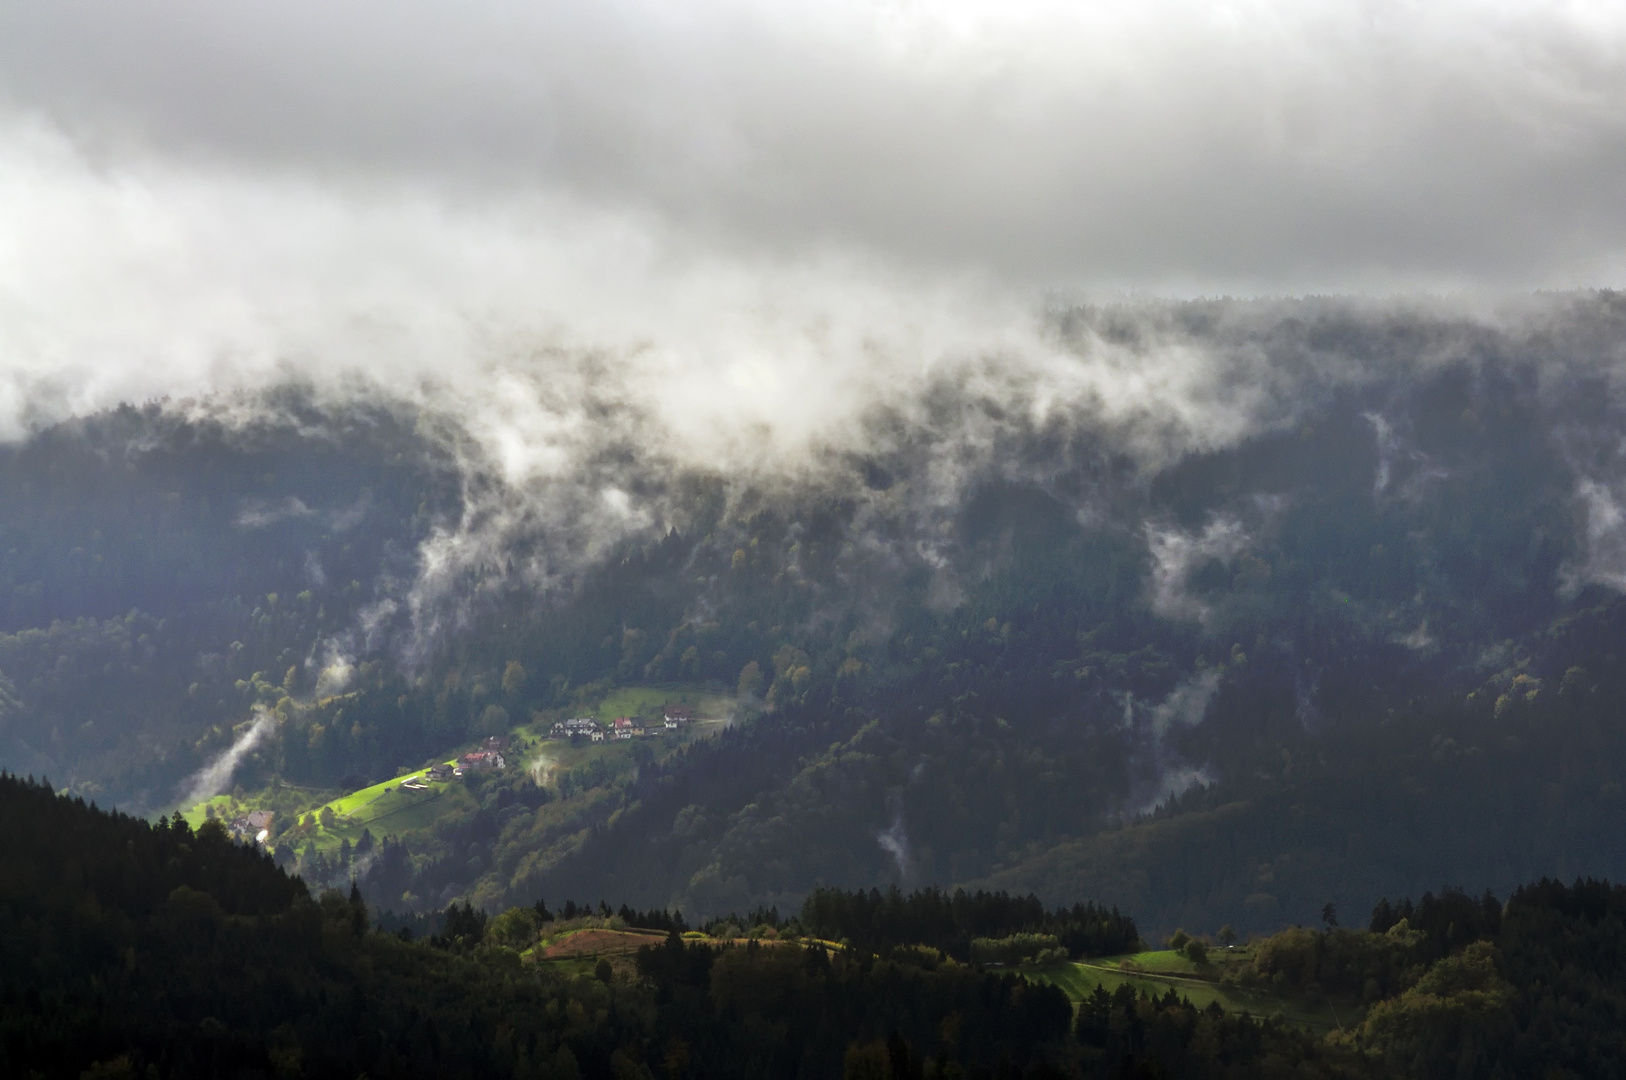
[4,297,1626,932]
[8,772,1626,1079]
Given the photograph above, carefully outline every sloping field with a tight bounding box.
[1027,955,1339,1032]
[277,766,479,853]
[588,685,732,724]
[540,927,668,959]
[1094,948,1205,974]
[327,772,473,837]
[327,770,447,817]
[179,684,739,858]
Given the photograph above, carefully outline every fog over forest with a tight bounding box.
[4,1,1625,416]
[0,2,1622,637]
[11,7,1626,1077]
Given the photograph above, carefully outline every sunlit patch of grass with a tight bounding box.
[1026,958,1340,1032]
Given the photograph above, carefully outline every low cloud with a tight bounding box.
[1125,669,1222,816]
[1134,765,1214,818]
[1,6,1625,659]
[175,706,276,810]
[1147,517,1250,623]
[1366,413,1398,497]
[1148,668,1223,740]
[312,640,356,698]
[236,496,314,529]
[1567,478,1626,594]
[876,806,912,879]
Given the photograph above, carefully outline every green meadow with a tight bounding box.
[181,684,738,856]
[1025,949,1342,1032]
[584,685,733,724]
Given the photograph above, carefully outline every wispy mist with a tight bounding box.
[3,3,1626,661]
[1124,669,1222,816]
[176,708,276,810]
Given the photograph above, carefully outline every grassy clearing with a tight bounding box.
[540,927,667,957]
[1095,948,1206,974]
[1025,950,1340,1032]
[180,794,236,826]
[180,684,740,855]
[523,735,641,772]
[277,771,483,855]
[325,772,474,835]
[176,684,737,859]
[177,764,475,852]
[585,685,733,724]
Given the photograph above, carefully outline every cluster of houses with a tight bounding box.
[548,704,695,742]
[396,706,702,796]
[551,716,606,741]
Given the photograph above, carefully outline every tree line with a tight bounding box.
[800,885,1142,962]
[19,767,1626,1077]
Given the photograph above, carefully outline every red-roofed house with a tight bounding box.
[461,750,506,771]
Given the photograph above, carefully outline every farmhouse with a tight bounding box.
[590,729,606,743]
[663,704,692,728]
[461,750,506,771]
[226,809,275,844]
[427,763,454,781]
[552,717,600,739]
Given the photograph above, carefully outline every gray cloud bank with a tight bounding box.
[3,0,1625,293]
[5,2,1626,651]
[2,1,1624,446]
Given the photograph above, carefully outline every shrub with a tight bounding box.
[970,933,1060,966]
[486,905,542,949]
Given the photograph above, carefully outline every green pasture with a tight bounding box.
[527,735,642,771]
[180,764,474,854]
[1026,953,1340,1032]
[585,685,729,724]
[180,683,735,854]
[1093,948,1210,975]
[286,769,480,855]
[180,794,237,826]
[324,769,472,831]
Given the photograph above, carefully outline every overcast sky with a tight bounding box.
[5,0,1624,290]
[6,0,1626,646]
[0,0,1624,452]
